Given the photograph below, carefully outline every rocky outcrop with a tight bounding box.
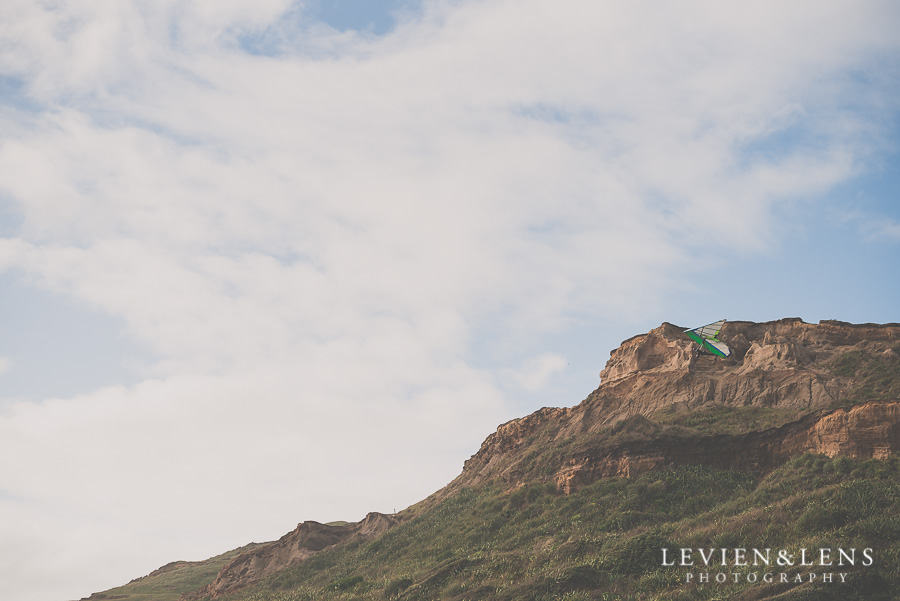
[194,512,399,598]
[594,318,898,422]
[810,400,900,459]
[453,319,900,495]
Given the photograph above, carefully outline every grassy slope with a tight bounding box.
[209,457,899,601]
[87,545,261,601]
[828,346,900,407]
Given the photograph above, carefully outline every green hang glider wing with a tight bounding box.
[684,319,731,358]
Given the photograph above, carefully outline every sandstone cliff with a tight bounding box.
[446,318,900,495]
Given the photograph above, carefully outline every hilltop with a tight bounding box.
[438,318,899,496]
[81,318,900,601]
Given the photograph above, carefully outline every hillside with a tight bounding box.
[78,545,262,601]
[81,318,900,601]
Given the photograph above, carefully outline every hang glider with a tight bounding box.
[684,319,731,358]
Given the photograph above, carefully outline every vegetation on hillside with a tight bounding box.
[85,545,260,601]
[652,404,803,435]
[190,456,898,601]
[828,347,900,406]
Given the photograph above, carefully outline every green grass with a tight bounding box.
[202,457,899,601]
[652,404,802,435]
[89,545,261,601]
[828,349,900,405]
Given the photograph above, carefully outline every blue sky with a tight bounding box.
[309,0,420,34]
[0,1,898,600]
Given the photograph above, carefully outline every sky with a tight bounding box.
[0,1,898,599]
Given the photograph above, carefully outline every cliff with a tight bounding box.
[445,318,900,495]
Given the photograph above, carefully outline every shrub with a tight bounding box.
[383,576,412,599]
[602,531,674,575]
[326,575,362,591]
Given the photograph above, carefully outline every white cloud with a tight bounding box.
[503,352,568,394]
[878,221,900,240]
[0,357,9,377]
[864,217,900,242]
[0,1,898,600]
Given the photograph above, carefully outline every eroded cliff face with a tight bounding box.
[194,512,398,598]
[454,319,900,494]
[595,319,878,418]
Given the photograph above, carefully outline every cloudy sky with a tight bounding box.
[0,1,898,599]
